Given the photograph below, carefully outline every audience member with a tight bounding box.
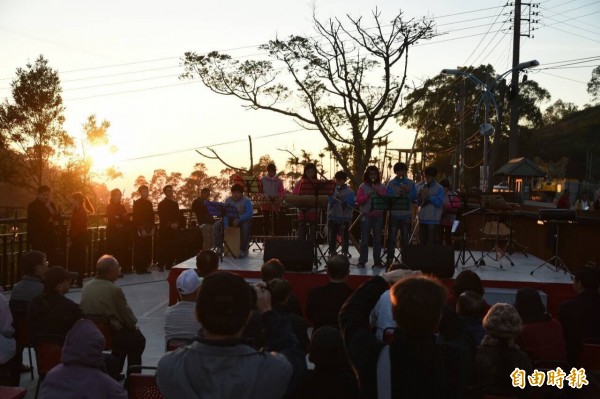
[340,270,466,398]
[306,255,354,330]
[80,255,146,372]
[40,319,127,399]
[27,185,60,264]
[68,192,94,287]
[28,266,82,339]
[157,185,180,271]
[157,271,306,398]
[448,270,490,315]
[191,188,215,250]
[195,249,219,277]
[213,184,253,258]
[514,287,567,363]
[289,326,359,399]
[456,290,486,345]
[9,250,48,313]
[132,185,154,274]
[164,269,203,345]
[472,303,532,399]
[0,294,18,386]
[260,259,303,316]
[369,262,409,340]
[558,264,600,364]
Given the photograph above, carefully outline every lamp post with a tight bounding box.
[441,60,539,192]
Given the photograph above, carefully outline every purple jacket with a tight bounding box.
[40,319,126,399]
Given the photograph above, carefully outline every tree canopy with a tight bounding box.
[181,9,434,187]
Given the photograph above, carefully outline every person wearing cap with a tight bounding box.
[157,271,307,399]
[416,165,444,245]
[80,255,146,373]
[40,319,127,399]
[27,266,82,340]
[213,184,254,259]
[164,269,203,344]
[472,303,532,398]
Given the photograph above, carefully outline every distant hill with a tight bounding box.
[522,105,600,180]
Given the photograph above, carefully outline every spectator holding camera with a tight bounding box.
[157,271,306,399]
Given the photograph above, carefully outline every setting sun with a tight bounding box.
[87,145,117,173]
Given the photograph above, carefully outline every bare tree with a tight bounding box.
[181,9,433,187]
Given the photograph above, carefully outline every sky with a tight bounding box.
[1,0,599,195]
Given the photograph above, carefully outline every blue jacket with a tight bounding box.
[327,185,355,222]
[417,181,444,224]
[224,195,254,226]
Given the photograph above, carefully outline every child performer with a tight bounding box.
[327,171,355,257]
[385,162,416,265]
[356,165,388,268]
[260,163,285,235]
[293,163,319,241]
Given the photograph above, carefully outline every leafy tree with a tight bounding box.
[181,9,434,188]
[178,163,223,207]
[543,99,579,126]
[80,114,121,183]
[0,55,73,189]
[587,66,600,103]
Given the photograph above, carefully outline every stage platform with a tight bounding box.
[168,245,573,316]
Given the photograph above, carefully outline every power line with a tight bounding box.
[536,70,588,84]
[543,24,600,43]
[462,2,509,66]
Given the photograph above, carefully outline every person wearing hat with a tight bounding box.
[27,266,82,340]
[164,269,203,345]
[472,303,532,398]
[157,271,307,399]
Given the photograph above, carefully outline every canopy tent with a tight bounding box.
[494,157,546,177]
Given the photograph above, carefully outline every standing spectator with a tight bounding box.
[0,294,18,386]
[558,264,600,364]
[27,185,60,265]
[68,192,94,287]
[260,163,285,236]
[326,171,355,257]
[164,269,203,345]
[213,184,253,258]
[417,166,445,246]
[340,270,465,398]
[106,189,130,273]
[306,255,354,331]
[292,163,320,242]
[80,255,146,373]
[9,250,48,313]
[28,266,82,339]
[132,185,154,274]
[356,165,388,268]
[514,287,567,363]
[157,185,180,271]
[157,271,306,399]
[40,319,127,399]
[556,189,570,209]
[195,249,219,277]
[191,188,215,250]
[473,303,532,399]
[385,162,416,265]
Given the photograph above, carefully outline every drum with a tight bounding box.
[223,226,240,257]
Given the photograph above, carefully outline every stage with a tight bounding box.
[168,244,574,316]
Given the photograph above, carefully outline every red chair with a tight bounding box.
[126,366,163,399]
[83,314,113,350]
[165,337,193,352]
[0,386,27,399]
[11,310,34,379]
[578,339,600,371]
[33,335,64,399]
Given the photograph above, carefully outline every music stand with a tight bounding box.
[205,201,239,261]
[298,179,336,270]
[241,175,261,195]
[372,195,409,264]
[530,210,573,275]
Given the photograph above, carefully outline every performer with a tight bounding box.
[260,163,285,236]
[132,185,154,274]
[439,179,461,245]
[106,189,130,272]
[327,171,355,257]
[356,165,388,268]
[417,166,445,246]
[385,162,416,265]
[191,188,215,250]
[157,185,180,271]
[292,163,319,242]
[68,192,94,287]
[213,184,253,258]
[27,185,61,265]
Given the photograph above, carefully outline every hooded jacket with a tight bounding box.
[40,319,126,399]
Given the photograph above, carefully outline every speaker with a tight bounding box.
[263,239,314,272]
[403,245,455,278]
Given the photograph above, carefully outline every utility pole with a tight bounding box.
[489,79,507,192]
[508,0,522,160]
[459,78,466,192]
